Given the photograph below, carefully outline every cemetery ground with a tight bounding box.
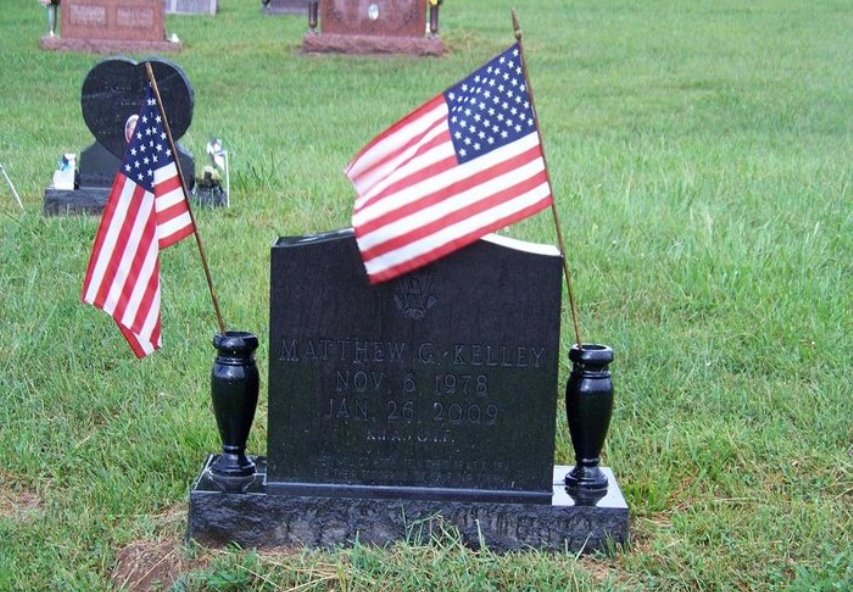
[0,0,849,590]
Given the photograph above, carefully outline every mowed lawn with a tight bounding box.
[0,1,850,590]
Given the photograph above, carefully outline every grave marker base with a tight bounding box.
[40,36,181,54]
[187,455,629,553]
[302,32,442,56]
[43,187,109,216]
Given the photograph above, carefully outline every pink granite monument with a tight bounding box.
[41,0,181,53]
[303,0,443,56]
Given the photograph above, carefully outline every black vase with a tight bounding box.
[210,331,259,486]
[429,4,440,35]
[565,344,614,490]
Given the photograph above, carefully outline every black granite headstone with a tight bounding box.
[267,229,562,503]
[44,58,195,215]
[188,229,630,552]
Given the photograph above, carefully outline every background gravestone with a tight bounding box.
[164,0,218,15]
[303,0,443,56]
[40,0,181,53]
[44,58,195,216]
[188,230,629,552]
[261,0,309,15]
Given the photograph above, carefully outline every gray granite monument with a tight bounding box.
[164,0,218,15]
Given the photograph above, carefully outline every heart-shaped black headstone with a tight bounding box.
[81,58,194,159]
[78,58,195,189]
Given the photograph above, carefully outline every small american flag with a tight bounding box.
[346,43,553,283]
[82,84,194,358]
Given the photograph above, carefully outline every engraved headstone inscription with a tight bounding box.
[40,0,181,53]
[303,0,443,56]
[188,229,629,552]
[265,231,560,502]
[44,58,195,216]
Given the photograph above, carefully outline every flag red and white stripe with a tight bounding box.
[82,85,193,357]
[346,43,553,283]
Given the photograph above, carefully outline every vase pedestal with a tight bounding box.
[565,344,615,491]
[209,332,260,492]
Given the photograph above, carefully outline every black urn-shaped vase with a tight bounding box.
[565,344,614,490]
[210,331,260,487]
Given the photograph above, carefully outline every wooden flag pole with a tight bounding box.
[511,10,583,347]
[145,63,226,335]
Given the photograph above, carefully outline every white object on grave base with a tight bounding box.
[206,138,230,207]
[52,153,76,190]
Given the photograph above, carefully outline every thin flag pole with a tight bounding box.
[144,63,226,335]
[0,161,24,211]
[512,9,583,347]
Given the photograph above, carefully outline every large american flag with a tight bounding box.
[346,43,553,283]
[82,84,194,358]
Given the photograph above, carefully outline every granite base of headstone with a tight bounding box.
[262,0,309,15]
[165,0,218,15]
[42,152,107,215]
[303,0,443,56]
[190,457,628,552]
[45,58,195,216]
[43,187,110,216]
[187,229,629,552]
[40,0,181,54]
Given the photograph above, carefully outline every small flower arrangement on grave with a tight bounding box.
[193,166,227,207]
[196,166,222,190]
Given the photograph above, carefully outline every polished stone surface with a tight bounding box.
[188,456,629,553]
[81,58,194,161]
[302,0,443,56]
[268,230,563,503]
[41,0,181,53]
[320,0,426,37]
[45,58,196,216]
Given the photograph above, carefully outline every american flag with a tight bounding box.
[346,43,553,283]
[82,84,194,358]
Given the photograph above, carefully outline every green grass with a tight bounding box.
[1,0,850,590]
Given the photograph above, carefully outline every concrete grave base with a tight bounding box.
[302,33,443,56]
[44,187,109,216]
[188,456,629,553]
[40,36,181,54]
